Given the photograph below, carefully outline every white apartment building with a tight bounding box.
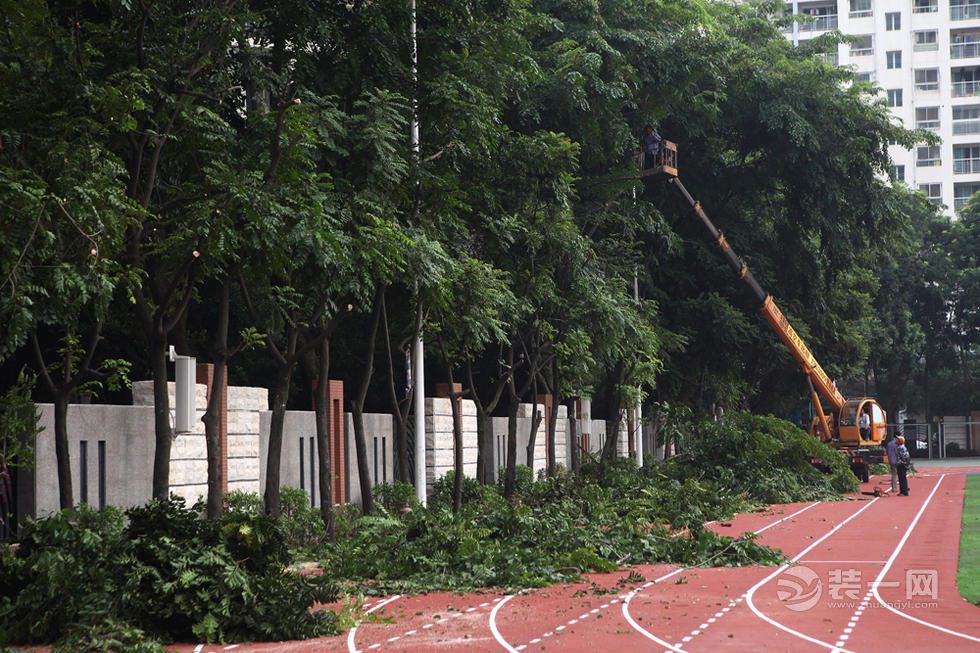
[782,0,980,214]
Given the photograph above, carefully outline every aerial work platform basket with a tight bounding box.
[638,140,678,179]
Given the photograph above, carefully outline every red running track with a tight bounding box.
[168,467,980,653]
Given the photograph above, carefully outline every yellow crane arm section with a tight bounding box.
[667,177,847,416]
[758,297,847,413]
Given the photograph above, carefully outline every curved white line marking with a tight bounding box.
[870,474,980,644]
[346,594,402,653]
[621,501,821,647]
[490,594,520,652]
[621,567,688,650]
[745,498,881,653]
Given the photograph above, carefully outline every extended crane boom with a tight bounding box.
[668,177,846,411]
[641,141,885,480]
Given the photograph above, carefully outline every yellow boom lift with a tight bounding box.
[642,143,885,481]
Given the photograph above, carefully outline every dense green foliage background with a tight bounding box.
[1,0,955,447]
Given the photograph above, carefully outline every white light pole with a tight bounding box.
[633,270,643,468]
[410,0,427,505]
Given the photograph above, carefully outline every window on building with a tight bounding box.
[915,68,939,91]
[892,165,905,181]
[954,105,980,134]
[954,145,980,174]
[851,34,874,56]
[954,182,980,211]
[849,0,872,18]
[886,12,901,30]
[914,31,939,52]
[919,183,942,204]
[887,89,903,107]
[854,71,875,84]
[887,51,902,69]
[917,145,941,167]
[916,107,940,130]
[913,0,937,14]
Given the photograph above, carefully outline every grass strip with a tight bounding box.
[958,473,980,606]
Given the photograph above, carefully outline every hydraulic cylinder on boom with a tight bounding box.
[641,142,885,481]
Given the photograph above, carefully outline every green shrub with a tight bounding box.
[374,481,420,513]
[0,498,339,649]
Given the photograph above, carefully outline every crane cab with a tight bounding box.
[837,398,886,446]
[638,141,679,180]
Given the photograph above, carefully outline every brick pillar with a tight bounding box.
[435,382,462,398]
[196,363,228,494]
[313,380,346,504]
[327,380,345,504]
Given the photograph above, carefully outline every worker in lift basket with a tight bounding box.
[641,124,662,169]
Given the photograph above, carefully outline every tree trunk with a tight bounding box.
[448,384,464,513]
[53,390,73,510]
[546,393,558,477]
[202,279,230,520]
[351,289,384,515]
[350,403,374,514]
[476,410,494,484]
[601,362,625,464]
[503,382,519,498]
[150,336,173,499]
[313,337,335,540]
[525,375,541,468]
[264,370,291,517]
[567,398,580,472]
[202,357,226,519]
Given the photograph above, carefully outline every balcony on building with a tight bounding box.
[848,0,872,20]
[913,0,938,14]
[953,105,980,134]
[781,2,839,34]
[951,29,980,60]
[952,66,980,97]
[953,144,980,174]
[951,1,980,22]
[954,182,980,212]
[850,34,874,58]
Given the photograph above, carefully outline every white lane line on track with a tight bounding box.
[490,595,521,653]
[753,502,821,535]
[829,589,874,653]
[868,474,980,644]
[620,501,822,651]
[744,497,881,653]
[346,595,402,653]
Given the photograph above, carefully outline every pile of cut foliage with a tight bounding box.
[320,414,852,593]
[669,413,859,504]
[0,498,339,651]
